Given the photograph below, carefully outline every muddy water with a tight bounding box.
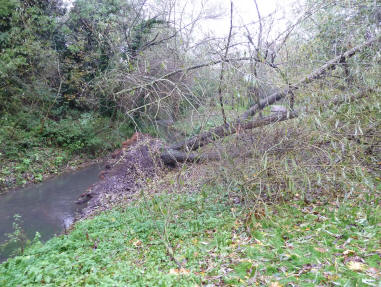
[0,164,102,262]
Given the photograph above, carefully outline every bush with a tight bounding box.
[0,109,135,190]
[40,113,116,155]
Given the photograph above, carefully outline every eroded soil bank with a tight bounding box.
[76,135,166,220]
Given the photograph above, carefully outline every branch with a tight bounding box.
[114,56,254,95]
[240,35,380,120]
[170,35,379,152]
[169,112,298,152]
[160,149,220,166]
[253,0,263,54]
[217,1,234,126]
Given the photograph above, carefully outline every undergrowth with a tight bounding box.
[0,86,380,286]
[205,88,380,208]
[0,110,135,192]
[0,185,379,286]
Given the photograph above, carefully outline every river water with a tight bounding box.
[0,164,102,262]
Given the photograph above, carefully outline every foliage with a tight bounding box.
[0,0,380,284]
[0,214,29,257]
[1,86,379,282]
[0,0,188,191]
[0,183,379,286]
[0,0,63,112]
[56,0,170,114]
[57,0,123,109]
[289,0,381,84]
[303,0,379,54]
[0,110,135,190]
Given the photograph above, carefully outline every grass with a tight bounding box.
[1,84,380,285]
[0,185,379,286]
[233,201,381,286]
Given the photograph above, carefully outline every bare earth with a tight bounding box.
[76,135,164,219]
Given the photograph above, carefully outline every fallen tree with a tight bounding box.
[161,111,298,165]
[169,35,380,153]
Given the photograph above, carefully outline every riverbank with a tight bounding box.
[74,135,165,220]
[0,109,136,194]
[1,89,380,285]
[0,151,104,194]
[1,173,380,286]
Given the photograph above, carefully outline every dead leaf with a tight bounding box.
[366,267,381,278]
[169,268,191,275]
[344,255,365,265]
[254,208,265,219]
[297,263,318,275]
[269,282,283,287]
[314,247,327,253]
[253,238,263,245]
[132,239,142,247]
[347,261,367,272]
[343,250,355,255]
[323,271,339,280]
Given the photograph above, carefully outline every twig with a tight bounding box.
[167,112,298,154]
[217,1,234,126]
[170,35,380,152]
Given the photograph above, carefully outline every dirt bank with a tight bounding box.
[76,135,165,219]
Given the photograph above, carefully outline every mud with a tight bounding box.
[76,135,165,219]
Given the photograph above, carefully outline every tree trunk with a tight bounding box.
[169,112,297,152]
[169,35,380,152]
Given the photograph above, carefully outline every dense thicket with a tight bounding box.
[0,0,379,190]
[0,0,187,189]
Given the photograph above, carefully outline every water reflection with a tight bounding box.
[0,164,102,262]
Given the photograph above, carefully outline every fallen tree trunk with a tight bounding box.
[165,112,298,163]
[160,149,221,166]
[241,35,380,120]
[170,35,380,152]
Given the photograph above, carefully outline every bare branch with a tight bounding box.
[241,34,380,120]
[217,1,234,126]
[168,111,298,152]
[114,56,254,96]
[169,35,380,152]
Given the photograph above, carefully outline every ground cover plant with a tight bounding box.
[1,78,380,286]
[0,111,135,191]
[0,183,379,286]
[0,0,380,285]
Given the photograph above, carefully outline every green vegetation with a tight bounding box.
[0,185,379,286]
[0,110,135,190]
[0,0,169,190]
[1,84,380,285]
[0,0,380,285]
[174,104,248,137]
[0,214,29,258]
[1,0,379,191]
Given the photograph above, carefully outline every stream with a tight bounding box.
[0,164,102,262]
